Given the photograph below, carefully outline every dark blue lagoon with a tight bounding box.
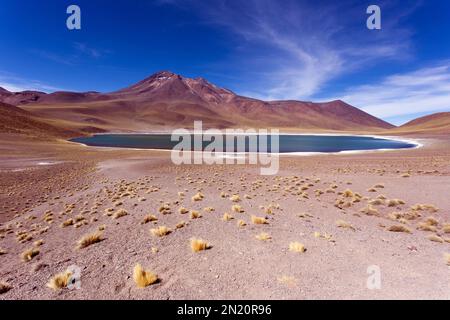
[71,134,418,154]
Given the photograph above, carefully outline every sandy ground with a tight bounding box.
[0,134,449,300]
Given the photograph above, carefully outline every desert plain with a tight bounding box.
[0,130,449,300]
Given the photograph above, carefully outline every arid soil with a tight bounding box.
[0,134,449,300]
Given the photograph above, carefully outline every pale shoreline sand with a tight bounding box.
[0,134,449,300]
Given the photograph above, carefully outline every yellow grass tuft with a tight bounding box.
[175,221,186,229]
[222,213,234,221]
[133,263,158,288]
[237,219,246,227]
[424,216,439,226]
[231,204,244,213]
[113,209,128,219]
[360,204,379,216]
[255,232,271,241]
[61,218,74,227]
[47,269,72,290]
[77,231,103,249]
[0,248,7,255]
[289,242,306,253]
[251,215,268,224]
[104,208,114,216]
[427,234,444,243]
[342,189,354,198]
[369,199,384,206]
[417,222,437,232]
[445,253,450,266]
[150,226,171,237]
[191,192,204,202]
[190,238,210,252]
[33,239,44,247]
[141,214,157,224]
[178,207,189,214]
[190,210,201,219]
[387,225,411,233]
[0,282,12,294]
[443,223,450,234]
[336,219,355,231]
[21,247,40,262]
[387,199,405,207]
[229,194,241,202]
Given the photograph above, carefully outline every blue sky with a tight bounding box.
[1,0,450,125]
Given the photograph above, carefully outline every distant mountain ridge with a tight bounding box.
[0,71,397,133]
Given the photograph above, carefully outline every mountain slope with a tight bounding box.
[0,102,80,138]
[396,112,450,134]
[4,71,394,133]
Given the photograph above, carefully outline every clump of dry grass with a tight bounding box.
[0,282,12,294]
[113,209,128,219]
[191,192,204,202]
[141,214,157,224]
[445,253,450,266]
[231,204,244,213]
[251,215,268,225]
[158,204,171,215]
[255,232,271,241]
[360,204,379,216]
[47,269,72,290]
[229,194,241,202]
[133,263,158,288]
[424,216,439,226]
[21,247,40,262]
[443,223,450,234]
[336,219,355,231]
[417,222,437,232]
[178,207,189,214]
[33,239,44,247]
[190,238,210,252]
[387,199,405,207]
[175,221,186,229]
[387,225,411,233]
[77,231,103,249]
[61,218,74,228]
[427,234,444,243]
[369,198,384,206]
[342,189,354,198]
[203,206,215,212]
[401,173,411,178]
[289,242,306,253]
[222,213,234,221]
[0,248,7,255]
[237,219,246,227]
[411,204,439,213]
[190,210,201,219]
[150,226,171,237]
[104,208,114,216]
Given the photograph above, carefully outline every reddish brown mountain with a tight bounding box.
[395,112,450,134]
[0,102,79,138]
[3,71,394,133]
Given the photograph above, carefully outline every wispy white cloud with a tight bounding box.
[162,0,417,100]
[0,71,66,92]
[328,62,450,123]
[73,42,109,58]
